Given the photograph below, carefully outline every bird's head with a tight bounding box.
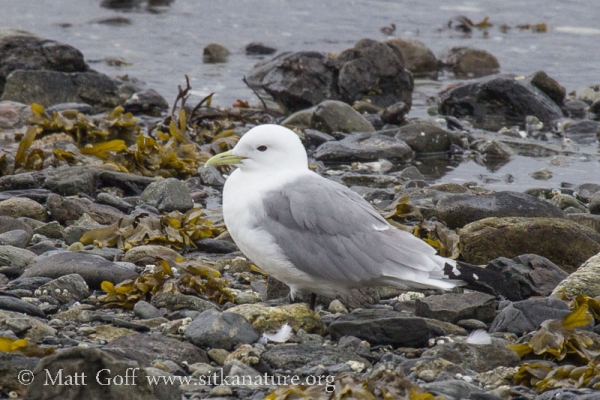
[204,124,308,172]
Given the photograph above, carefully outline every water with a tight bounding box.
[3,0,600,190]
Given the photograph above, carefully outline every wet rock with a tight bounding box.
[563,99,589,119]
[44,165,98,196]
[590,192,600,215]
[0,34,87,93]
[96,192,134,213]
[226,303,325,335]
[489,297,572,335]
[64,214,105,245]
[436,191,564,229]
[314,132,413,162]
[21,252,138,289]
[550,193,587,212]
[380,102,410,125]
[310,100,374,134]
[36,274,90,304]
[326,38,413,108]
[245,42,277,56]
[123,88,168,116]
[261,343,371,370]
[0,197,47,221]
[150,292,218,312]
[422,340,520,373]
[122,245,180,264]
[248,51,335,112]
[568,213,600,234]
[422,379,486,398]
[203,43,230,63]
[386,37,438,78]
[5,276,51,291]
[0,296,45,317]
[441,47,500,78]
[26,347,156,400]
[133,300,164,319]
[0,310,56,340]
[329,309,430,347]
[415,292,496,324]
[0,245,36,268]
[485,254,569,301]
[194,238,237,254]
[473,139,515,159]
[97,170,156,196]
[440,76,563,131]
[184,309,259,350]
[33,221,65,239]
[576,183,600,203]
[104,333,208,365]
[0,352,39,398]
[3,70,120,113]
[564,120,600,144]
[459,217,600,273]
[139,178,193,213]
[47,194,125,225]
[0,229,31,248]
[537,388,600,399]
[530,167,553,181]
[0,100,30,129]
[551,253,600,298]
[529,70,566,106]
[395,120,463,153]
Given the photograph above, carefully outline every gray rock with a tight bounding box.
[184,309,259,350]
[328,309,430,347]
[151,292,218,312]
[564,99,588,118]
[437,191,564,229]
[97,192,134,213]
[386,38,438,78]
[441,47,500,78]
[314,132,413,162]
[47,194,125,225]
[33,221,65,239]
[0,216,34,236]
[327,38,414,108]
[590,191,600,215]
[3,70,120,113]
[44,165,98,196]
[0,34,87,93]
[21,252,138,289]
[564,120,600,144]
[36,274,90,304]
[395,120,463,153]
[261,343,371,370]
[5,276,51,291]
[123,88,168,117]
[380,102,410,125]
[0,100,30,130]
[537,388,600,400]
[203,43,230,63]
[551,253,600,298]
[440,75,564,131]
[310,100,374,134]
[489,298,572,335]
[104,333,208,366]
[422,341,520,373]
[0,229,31,248]
[459,217,600,273]
[245,42,277,56]
[97,170,156,196]
[194,238,238,254]
[415,292,497,324]
[247,51,335,112]
[133,300,164,319]
[26,347,156,400]
[0,197,47,221]
[473,139,515,159]
[485,254,569,301]
[0,245,36,268]
[139,178,193,213]
[64,214,106,245]
[81,247,124,261]
[0,296,45,317]
[422,379,486,399]
[0,352,39,398]
[0,309,56,340]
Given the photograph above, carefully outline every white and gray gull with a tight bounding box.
[205,124,462,309]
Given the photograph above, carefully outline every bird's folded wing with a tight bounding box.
[258,175,443,283]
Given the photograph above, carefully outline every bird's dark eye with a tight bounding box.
[257,145,267,152]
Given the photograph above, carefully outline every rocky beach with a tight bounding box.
[2,1,600,399]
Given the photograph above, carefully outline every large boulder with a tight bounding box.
[314,132,413,162]
[439,75,564,131]
[459,217,600,273]
[386,38,438,78]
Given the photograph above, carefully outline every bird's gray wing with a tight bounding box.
[258,174,443,284]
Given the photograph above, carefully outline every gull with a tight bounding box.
[205,124,462,309]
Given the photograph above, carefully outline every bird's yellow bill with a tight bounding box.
[204,150,246,167]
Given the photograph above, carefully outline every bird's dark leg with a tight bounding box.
[309,293,317,311]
